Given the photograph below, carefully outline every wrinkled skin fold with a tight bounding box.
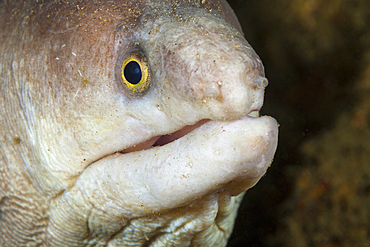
[0,0,278,246]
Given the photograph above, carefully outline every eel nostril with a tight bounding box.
[253,76,269,89]
[205,82,221,100]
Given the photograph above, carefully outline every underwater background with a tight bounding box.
[227,0,370,246]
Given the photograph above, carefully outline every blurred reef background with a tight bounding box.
[226,0,370,246]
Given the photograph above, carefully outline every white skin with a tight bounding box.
[0,1,278,246]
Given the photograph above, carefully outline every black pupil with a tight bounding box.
[124,61,142,85]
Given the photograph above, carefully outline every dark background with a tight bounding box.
[226,0,370,246]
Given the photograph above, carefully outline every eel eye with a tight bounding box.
[116,49,150,97]
[124,61,142,85]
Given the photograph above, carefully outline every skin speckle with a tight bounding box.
[81,77,88,84]
[13,136,21,144]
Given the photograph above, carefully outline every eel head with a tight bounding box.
[1,1,278,246]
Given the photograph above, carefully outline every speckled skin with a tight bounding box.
[0,1,278,246]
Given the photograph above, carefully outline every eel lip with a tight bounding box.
[119,110,260,154]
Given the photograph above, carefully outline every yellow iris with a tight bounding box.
[120,52,150,97]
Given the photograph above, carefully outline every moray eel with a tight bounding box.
[0,0,278,246]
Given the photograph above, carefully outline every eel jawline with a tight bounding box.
[72,115,278,217]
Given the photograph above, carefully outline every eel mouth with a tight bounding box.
[74,109,278,215]
[119,110,260,154]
